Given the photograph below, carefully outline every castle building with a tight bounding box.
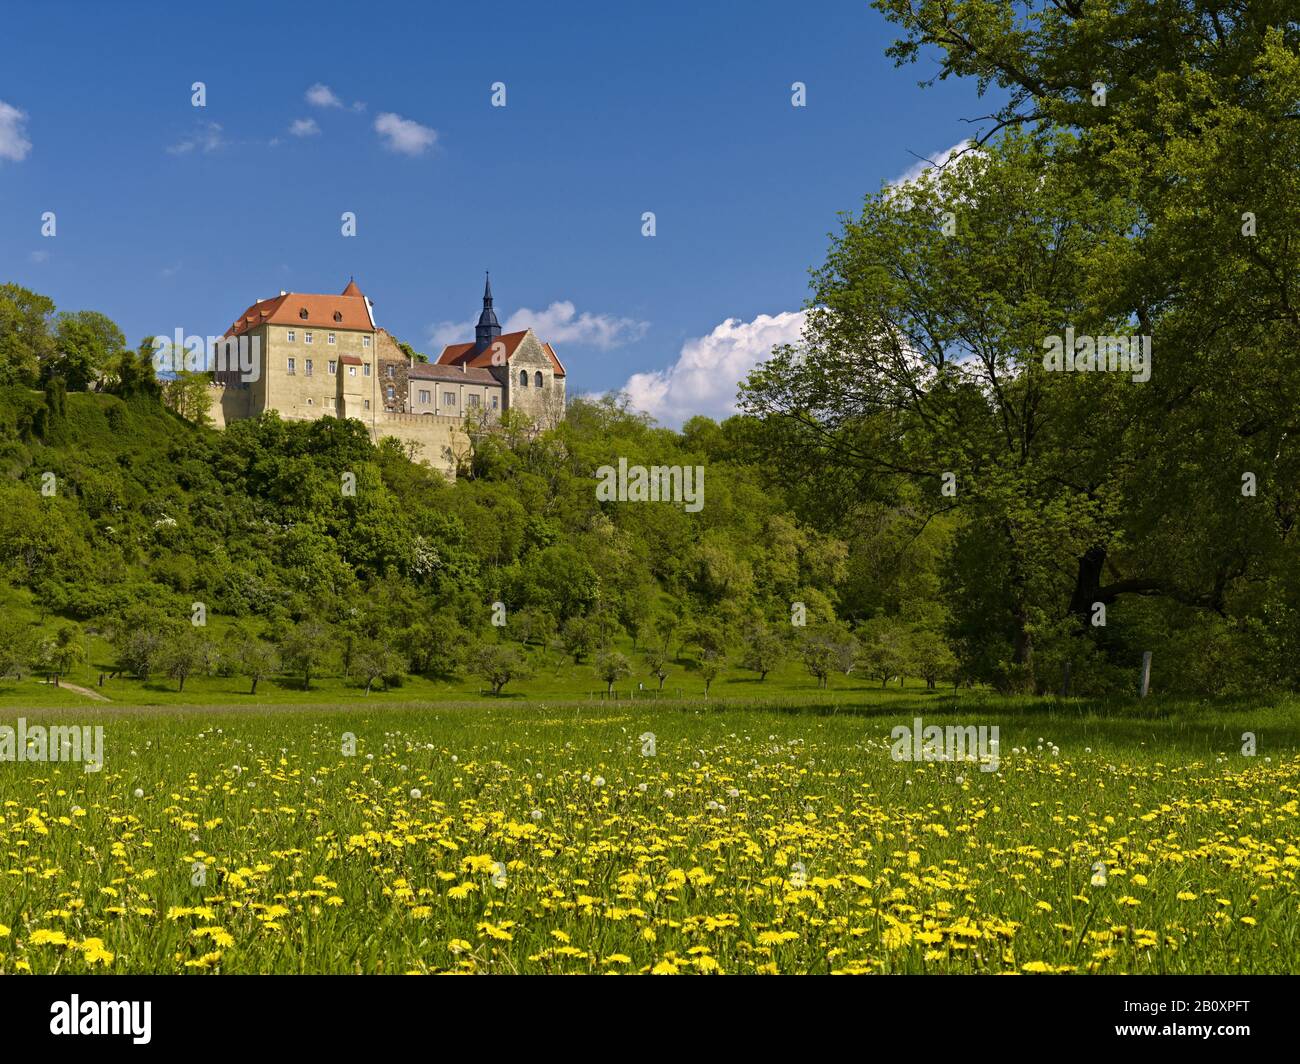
[209,276,566,477]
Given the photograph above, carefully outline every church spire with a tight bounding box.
[475,271,501,351]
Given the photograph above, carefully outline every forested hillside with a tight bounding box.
[5,141,1300,708]
[0,332,953,699]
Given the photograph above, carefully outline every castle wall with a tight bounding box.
[505,333,566,428]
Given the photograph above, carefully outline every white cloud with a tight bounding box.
[166,122,225,155]
[506,302,648,349]
[0,101,32,162]
[622,310,808,427]
[891,140,972,187]
[29,249,48,263]
[429,301,649,351]
[305,83,343,108]
[289,117,320,137]
[374,112,437,156]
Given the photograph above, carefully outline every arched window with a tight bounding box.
[299,308,309,319]
[333,311,343,322]
[519,370,528,386]
[534,371,544,388]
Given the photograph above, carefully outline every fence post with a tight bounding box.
[1140,651,1152,698]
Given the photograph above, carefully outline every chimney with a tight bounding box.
[461,362,466,373]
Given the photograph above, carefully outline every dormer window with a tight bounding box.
[333,311,343,322]
[299,308,309,319]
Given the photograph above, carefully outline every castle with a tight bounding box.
[208,275,567,477]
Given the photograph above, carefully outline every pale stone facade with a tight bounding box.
[207,278,567,477]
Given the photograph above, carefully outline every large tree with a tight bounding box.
[742,3,1300,691]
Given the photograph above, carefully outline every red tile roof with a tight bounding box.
[435,329,566,377]
[225,280,374,337]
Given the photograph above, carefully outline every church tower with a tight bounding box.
[474,272,502,351]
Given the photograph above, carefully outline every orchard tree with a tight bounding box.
[594,649,631,697]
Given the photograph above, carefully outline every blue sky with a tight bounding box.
[0,0,986,425]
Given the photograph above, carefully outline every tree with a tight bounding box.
[857,617,911,689]
[473,642,532,696]
[0,614,37,680]
[235,637,279,695]
[558,615,599,664]
[800,630,838,689]
[0,283,57,387]
[909,628,958,691]
[111,614,170,681]
[161,629,212,692]
[280,621,332,691]
[41,624,84,687]
[739,622,786,681]
[354,639,404,695]
[699,649,722,697]
[643,646,671,692]
[162,369,212,426]
[593,649,631,697]
[51,310,126,390]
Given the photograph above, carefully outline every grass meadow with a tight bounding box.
[1,692,1296,974]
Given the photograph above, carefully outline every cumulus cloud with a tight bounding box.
[374,112,436,156]
[166,122,225,155]
[623,309,808,427]
[891,140,973,187]
[0,100,32,162]
[305,83,343,108]
[289,117,320,137]
[429,301,649,351]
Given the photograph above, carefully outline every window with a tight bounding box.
[348,366,356,377]
[328,360,337,374]
[363,363,371,376]
[327,333,336,345]
[468,393,481,409]
[287,357,296,374]
[299,308,308,319]
[363,336,371,348]
[304,332,313,344]
[519,370,528,386]
[491,395,499,410]
[287,330,296,343]
[386,386,395,402]
[307,397,314,405]
[443,391,456,407]
[418,389,430,404]
[363,399,370,410]
[333,311,343,323]
[328,397,336,409]
[386,365,394,378]
[534,371,544,388]
[305,359,313,376]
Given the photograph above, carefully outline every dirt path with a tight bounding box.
[47,681,111,702]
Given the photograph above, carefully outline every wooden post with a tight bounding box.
[1140,651,1152,698]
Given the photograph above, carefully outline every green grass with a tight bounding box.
[0,694,1296,974]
